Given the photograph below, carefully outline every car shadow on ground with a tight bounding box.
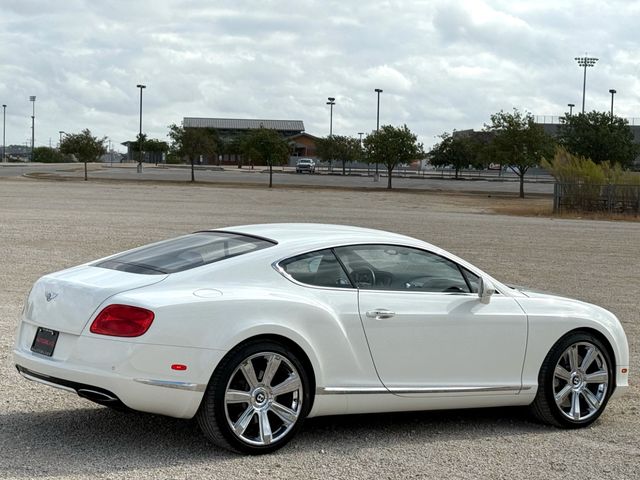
[298,406,551,451]
[0,405,552,477]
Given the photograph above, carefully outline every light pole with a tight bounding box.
[609,89,617,119]
[136,84,146,172]
[374,88,383,179]
[326,97,335,172]
[358,132,364,144]
[2,104,6,162]
[29,96,36,161]
[326,97,335,137]
[567,103,575,116]
[574,56,598,114]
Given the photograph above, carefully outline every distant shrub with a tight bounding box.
[32,146,70,163]
[543,146,640,185]
[165,153,184,164]
[543,147,640,213]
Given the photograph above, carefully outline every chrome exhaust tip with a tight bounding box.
[77,388,118,403]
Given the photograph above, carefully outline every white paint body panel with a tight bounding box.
[358,291,527,394]
[13,223,629,421]
[514,291,630,397]
[25,266,166,335]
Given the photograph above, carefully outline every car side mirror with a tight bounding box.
[478,277,496,304]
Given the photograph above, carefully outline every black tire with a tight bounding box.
[530,331,614,428]
[197,339,311,454]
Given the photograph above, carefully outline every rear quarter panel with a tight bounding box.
[105,281,380,395]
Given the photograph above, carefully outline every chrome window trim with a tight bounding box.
[275,262,488,297]
[273,242,506,295]
[272,260,356,292]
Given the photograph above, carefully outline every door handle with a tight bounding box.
[366,309,396,320]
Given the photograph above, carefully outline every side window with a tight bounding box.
[461,267,480,293]
[279,249,352,289]
[333,244,471,293]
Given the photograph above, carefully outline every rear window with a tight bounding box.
[94,232,275,274]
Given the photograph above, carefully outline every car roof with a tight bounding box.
[213,223,418,247]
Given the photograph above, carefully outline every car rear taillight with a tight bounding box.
[90,304,155,337]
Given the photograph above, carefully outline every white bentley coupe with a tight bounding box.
[14,224,629,454]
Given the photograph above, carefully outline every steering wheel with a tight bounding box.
[351,267,376,288]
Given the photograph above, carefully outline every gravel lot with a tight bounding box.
[1,177,638,479]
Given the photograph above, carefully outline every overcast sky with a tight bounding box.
[2,0,639,152]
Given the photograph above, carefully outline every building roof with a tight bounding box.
[183,117,305,132]
[287,132,320,140]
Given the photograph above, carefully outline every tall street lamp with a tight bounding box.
[58,130,65,148]
[326,97,335,137]
[136,84,146,172]
[29,96,36,161]
[326,97,335,172]
[609,89,617,119]
[2,104,6,162]
[358,132,364,144]
[567,103,575,116]
[374,88,383,179]
[374,88,383,131]
[574,56,598,114]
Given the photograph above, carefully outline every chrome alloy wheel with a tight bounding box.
[224,352,303,446]
[553,342,609,422]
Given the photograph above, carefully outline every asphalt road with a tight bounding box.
[0,178,637,479]
[0,162,555,195]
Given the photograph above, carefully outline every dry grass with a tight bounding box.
[466,194,640,222]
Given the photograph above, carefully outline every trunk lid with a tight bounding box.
[24,265,167,335]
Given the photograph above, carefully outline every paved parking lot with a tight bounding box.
[1,162,555,195]
[0,177,637,479]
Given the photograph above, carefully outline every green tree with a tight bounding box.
[33,146,69,163]
[363,124,424,189]
[60,129,107,180]
[218,136,244,167]
[168,124,218,182]
[316,135,363,174]
[135,133,147,165]
[428,132,482,179]
[144,138,169,165]
[315,136,335,171]
[240,128,290,188]
[557,111,638,167]
[483,109,555,198]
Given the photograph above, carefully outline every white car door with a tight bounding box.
[334,244,527,397]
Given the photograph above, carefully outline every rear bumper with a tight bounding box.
[16,365,130,409]
[14,322,226,419]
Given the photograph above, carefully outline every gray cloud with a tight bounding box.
[0,0,638,151]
